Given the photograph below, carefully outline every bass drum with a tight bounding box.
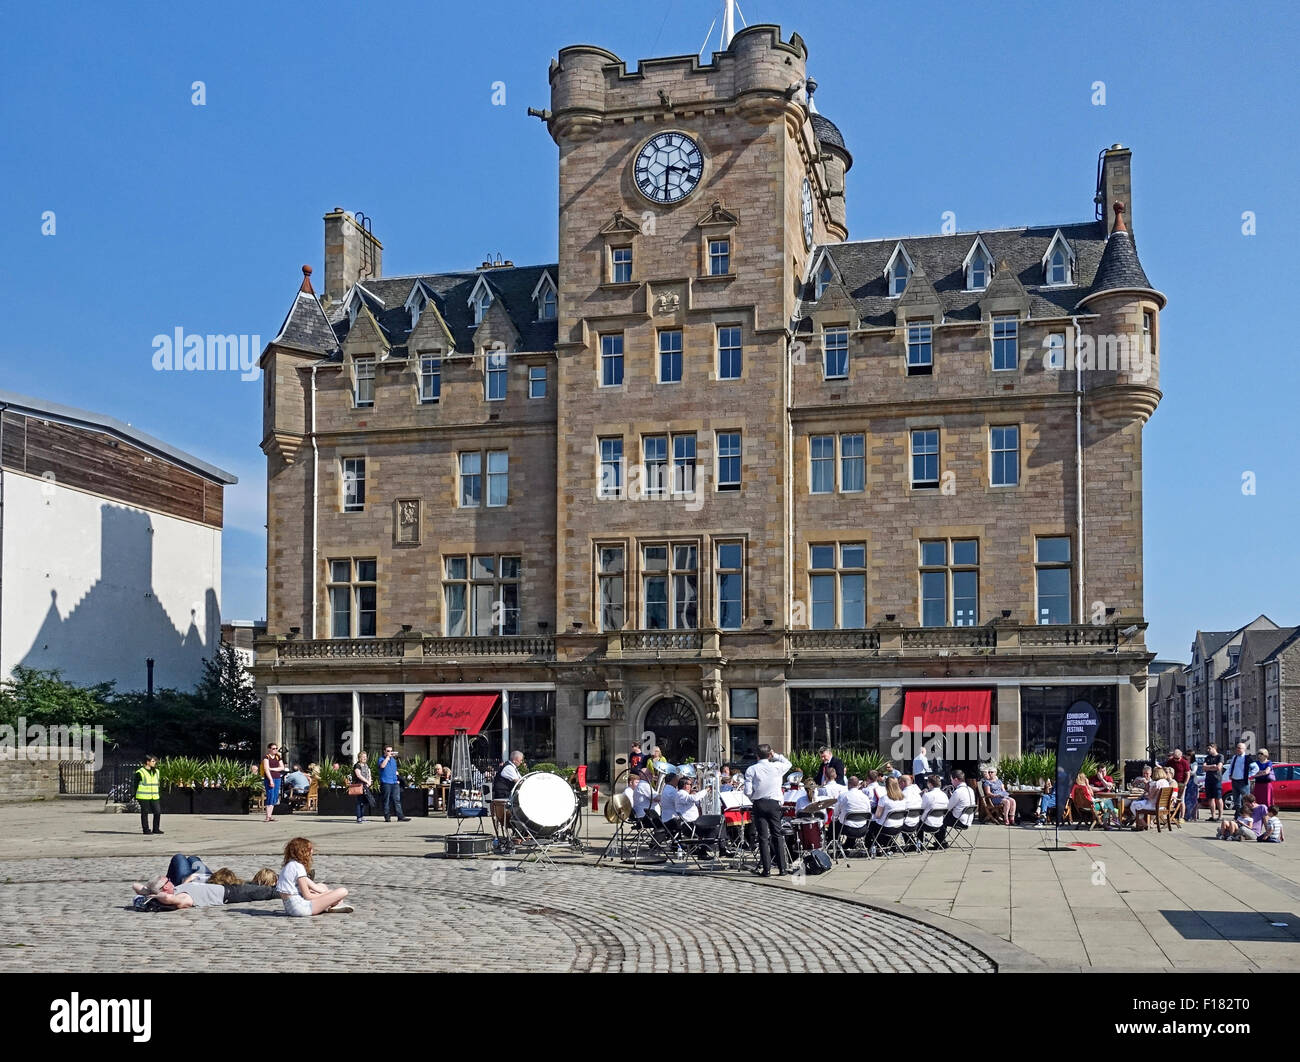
[510,772,579,837]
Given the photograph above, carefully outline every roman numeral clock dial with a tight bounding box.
[634,132,703,204]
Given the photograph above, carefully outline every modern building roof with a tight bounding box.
[0,389,238,485]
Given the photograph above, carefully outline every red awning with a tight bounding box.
[404,693,500,737]
[901,689,992,732]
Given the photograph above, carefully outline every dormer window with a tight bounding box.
[468,275,494,326]
[963,237,994,291]
[405,285,429,330]
[1048,248,1068,285]
[531,272,558,321]
[1042,231,1075,287]
[884,243,913,298]
[814,258,835,300]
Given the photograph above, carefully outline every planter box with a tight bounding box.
[317,787,429,817]
[192,788,252,815]
[160,789,193,814]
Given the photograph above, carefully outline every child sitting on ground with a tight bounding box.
[1220,795,1258,840]
[1258,805,1284,843]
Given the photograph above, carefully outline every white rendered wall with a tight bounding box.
[1,470,223,691]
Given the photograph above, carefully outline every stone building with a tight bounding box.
[1237,626,1300,761]
[254,24,1161,780]
[1147,661,1186,756]
[1179,616,1277,752]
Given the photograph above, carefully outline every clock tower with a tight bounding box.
[542,25,851,751]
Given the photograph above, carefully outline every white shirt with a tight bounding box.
[276,860,307,896]
[912,752,932,776]
[873,795,905,825]
[1227,755,1259,782]
[658,785,678,822]
[744,754,791,803]
[835,788,873,824]
[631,780,653,818]
[921,788,949,818]
[864,781,885,808]
[947,783,975,820]
[902,784,923,811]
[824,780,848,801]
[675,788,701,824]
[794,791,822,813]
[500,762,522,785]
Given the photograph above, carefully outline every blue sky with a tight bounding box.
[2,0,1296,660]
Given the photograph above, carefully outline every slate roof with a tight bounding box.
[810,112,850,162]
[1082,227,1154,301]
[1263,627,1300,663]
[272,291,342,356]
[799,221,1114,327]
[1196,630,1236,659]
[1248,626,1300,664]
[330,265,559,357]
[0,389,237,484]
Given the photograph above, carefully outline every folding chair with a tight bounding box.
[870,808,909,857]
[674,815,725,872]
[838,811,872,859]
[946,804,978,850]
[901,806,924,852]
[919,803,948,850]
[628,809,673,866]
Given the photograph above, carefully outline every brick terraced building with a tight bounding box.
[255,24,1163,780]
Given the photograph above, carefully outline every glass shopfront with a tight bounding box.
[1020,685,1119,765]
[508,691,555,764]
[281,692,351,768]
[361,693,405,758]
[789,687,880,753]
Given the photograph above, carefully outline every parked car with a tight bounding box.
[1199,762,1300,810]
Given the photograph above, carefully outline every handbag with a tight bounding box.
[346,783,364,797]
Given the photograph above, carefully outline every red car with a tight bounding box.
[1197,763,1300,811]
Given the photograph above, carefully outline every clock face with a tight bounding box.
[634,132,704,204]
[801,178,815,250]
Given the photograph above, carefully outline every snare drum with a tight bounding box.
[796,818,824,851]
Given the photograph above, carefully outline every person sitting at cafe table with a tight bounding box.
[1034,779,1057,827]
[1070,773,1116,825]
[983,768,1016,825]
[1131,766,1173,829]
[283,764,311,797]
[1089,765,1117,792]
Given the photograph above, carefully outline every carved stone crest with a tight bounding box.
[395,498,420,545]
[654,293,679,315]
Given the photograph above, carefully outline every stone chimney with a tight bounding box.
[1098,145,1133,236]
[323,208,383,303]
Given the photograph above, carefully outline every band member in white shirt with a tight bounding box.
[920,775,949,819]
[744,744,792,877]
[822,767,848,802]
[657,773,679,825]
[864,777,906,849]
[673,777,703,832]
[863,770,886,809]
[900,774,923,814]
[629,770,654,821]
[834,778,873,849]
[936,770,974,847]
[794,780,822,814]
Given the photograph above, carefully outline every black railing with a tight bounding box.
[59,758,143,802]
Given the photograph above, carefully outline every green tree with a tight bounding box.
[0,667,114,729]
[193,643,260,752]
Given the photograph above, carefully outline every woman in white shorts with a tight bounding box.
[276,837,352,916]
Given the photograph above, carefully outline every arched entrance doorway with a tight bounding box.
[643,696,700,766]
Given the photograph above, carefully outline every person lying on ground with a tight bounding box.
[132,875,278,910]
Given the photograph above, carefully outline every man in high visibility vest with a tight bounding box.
[135,756,162,835]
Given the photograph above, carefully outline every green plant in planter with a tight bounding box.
[997,756,1021,786]
[315,762,350,789]
[158,756,203,790]
[399,756,433,788]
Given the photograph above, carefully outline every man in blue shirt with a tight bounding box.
[378,745,410,822]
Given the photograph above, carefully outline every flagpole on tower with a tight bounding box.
[721,0,736,48]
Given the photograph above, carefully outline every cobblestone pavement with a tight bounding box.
[0,854,993,973]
